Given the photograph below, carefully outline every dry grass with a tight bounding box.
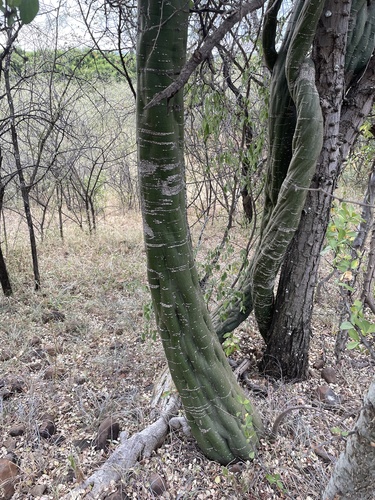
[0,209,373,499]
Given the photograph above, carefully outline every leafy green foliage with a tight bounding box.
[330,426,349,437]
[322,203,362,280]
[265,473,287,493]
[142,298,158,342]
[237,396,256,459]
[11,48,136,83]
[222,331,240,356]
[323,202,375,352]
[340,300,375,350]
[0,0,39,26]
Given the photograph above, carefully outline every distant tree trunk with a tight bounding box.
[137,0,262,464]
[56,183,64,239]
[323,378,375,500]
[0,181,12,296]
[0,206,11,296]
[4,40,41,290]
[0,243,12,296]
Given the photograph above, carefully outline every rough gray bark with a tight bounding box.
[323,378,375,500]
[261,0,375,379]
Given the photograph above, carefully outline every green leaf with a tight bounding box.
[340,321,354,330]
[348,329,359,341]
[355,319,367,332]
[350,259,359,269]
[347,340,360,350]
[330,426,342,435]
[19,0,39,24]
[221,271,228,282]
[338,282,354,292]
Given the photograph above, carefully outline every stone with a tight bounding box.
[29,336,42,347]
[312,445,336,463]
[149,472,167,496]
[30,483,47,497]
[9,425,25,437]
[0,377,23,400]
[316,385,341,405]
[8,378,24,393]
[109,341,123,350]
[74,375,86,385]
[33,348,47,359]
[0,458,19,500]
[65,320,83,334]
[321,366,337,384]
[94,417,120,450]
[0,388,12,400]
[42,310,65,323]
[313,359,325,370]
[39,415,56,438]
[44,366,65,380]
[3,437,16,451]
[44,344,62,356]
[0,350,12,361]
[228,463,245,473]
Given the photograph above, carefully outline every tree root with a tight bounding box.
[63,393,181,499]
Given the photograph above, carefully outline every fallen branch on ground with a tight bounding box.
[63,393,181,499]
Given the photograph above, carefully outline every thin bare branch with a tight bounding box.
[144,0,266,109]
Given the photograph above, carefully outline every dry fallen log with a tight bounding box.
[63,393,180,499]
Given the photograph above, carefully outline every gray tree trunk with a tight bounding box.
[260,0,375,379]
[323,378,375,500]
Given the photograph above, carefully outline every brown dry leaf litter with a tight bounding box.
[0,211,373,499]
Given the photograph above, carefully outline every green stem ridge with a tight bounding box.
[137,0,262,464]
[214,0,325,339]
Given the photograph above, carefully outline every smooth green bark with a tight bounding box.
[214,0,324,340]
[137,0,262,464]
[250,0,324,338]
[215,0,375,379]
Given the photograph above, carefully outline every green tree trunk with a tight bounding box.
[214,0,324,341]
[137,0,262,464]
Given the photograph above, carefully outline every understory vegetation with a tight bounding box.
[0,0,375,498]
[0,209,373,499]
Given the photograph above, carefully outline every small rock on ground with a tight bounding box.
[0,458,20,500]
